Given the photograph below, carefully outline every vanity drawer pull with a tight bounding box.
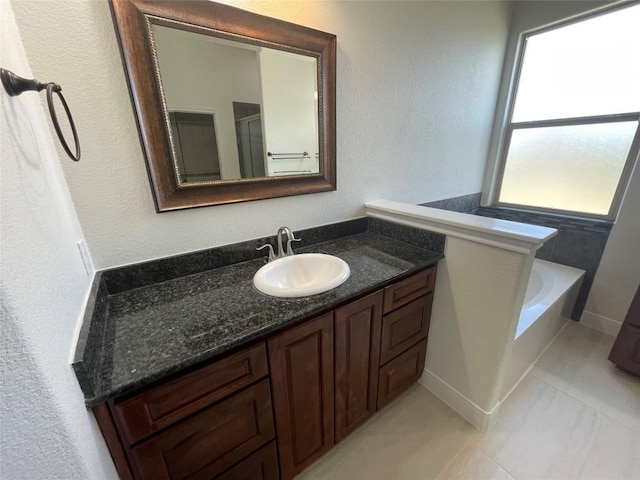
[383,267,435,314]
[380,294,432,366]
[130,379,275,480]
[113,342,268,445]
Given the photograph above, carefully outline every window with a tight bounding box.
[494,3,640,219]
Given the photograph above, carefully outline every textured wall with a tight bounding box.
[583,157,640,332]
[0,2,117,478]
[11,0,511,269]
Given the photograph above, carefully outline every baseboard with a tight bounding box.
[419,369,500,431]
[580,310,622,337]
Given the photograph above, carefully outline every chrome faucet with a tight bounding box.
[276,226,293,258]
[256,226,302,262]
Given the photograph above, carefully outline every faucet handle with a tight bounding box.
[286,235,302,256]
[256,243,276,262]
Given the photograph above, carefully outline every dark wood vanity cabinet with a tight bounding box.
[94,267,437,480]
[112,342,269,445]
[96,343,277,480]
[334,291,383,442]
[609,285,640,377]
[270,268,436,480]
[268,313,335,479]
[130,380,275,479]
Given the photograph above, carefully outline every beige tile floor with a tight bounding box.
[298,321,640,480]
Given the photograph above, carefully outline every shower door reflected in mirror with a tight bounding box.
[234,102,265,178]
[152,24,319,183]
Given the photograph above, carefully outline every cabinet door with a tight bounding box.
[334,291,383,442]
[609,323,640,376]
[609,286,640,377]
[268,313,334,480]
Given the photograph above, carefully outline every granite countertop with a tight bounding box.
[74,224,444,406]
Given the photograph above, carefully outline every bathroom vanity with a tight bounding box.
[73,219,443,479]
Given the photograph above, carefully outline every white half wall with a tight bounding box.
[365,201,554,430]
[0,2,116,478]
[11,0,512,269]
[422,237,533,429]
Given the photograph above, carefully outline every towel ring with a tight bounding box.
[1,68,81,162]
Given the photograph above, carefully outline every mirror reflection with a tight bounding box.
[152,24,320,184]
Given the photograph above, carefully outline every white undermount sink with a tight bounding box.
[253,253,350,298]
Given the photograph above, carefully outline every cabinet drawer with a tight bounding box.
[380,294,432,365]
[114,342,268,444]
[377,339,427,409]
[216,441,279,480]
[131,379,275,480]
[383,267,436,314]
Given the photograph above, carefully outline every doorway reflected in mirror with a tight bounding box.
[169,111,221,182]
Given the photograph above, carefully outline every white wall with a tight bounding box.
[0,1,117,478]
[11,0,511,269]
[582,157,640,334]
[154,26,263,179]
[260,49,319,175]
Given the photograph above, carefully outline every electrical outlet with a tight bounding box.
[77,239,93,275]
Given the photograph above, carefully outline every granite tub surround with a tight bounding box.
[73,219,444,406]
[421,195,612,320]
[421,192,482,214]
[476,206,612,320]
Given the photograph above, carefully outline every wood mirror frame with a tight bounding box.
[110,0,336,211]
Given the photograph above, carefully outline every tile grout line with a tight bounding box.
[431,429,480,480]
[575,416,608,480]
[528,353,640,433]
[298,385,425,477]
[479,374,608,480]
[484,323,636,480]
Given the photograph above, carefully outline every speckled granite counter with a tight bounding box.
[73,218,444,406]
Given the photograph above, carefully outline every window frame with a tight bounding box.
[488,2,640,221]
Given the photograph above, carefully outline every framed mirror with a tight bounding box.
[110,0,336,211]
